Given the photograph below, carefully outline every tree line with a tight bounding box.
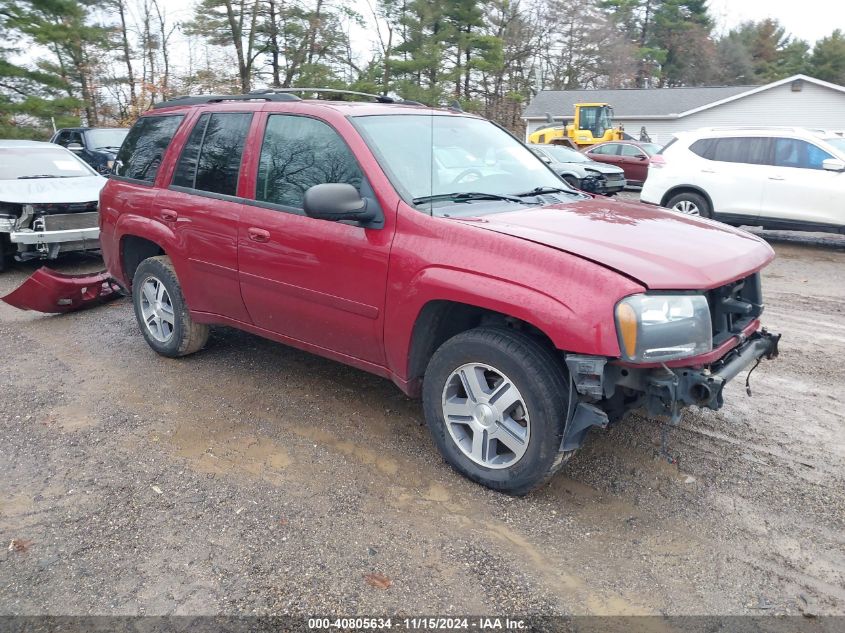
[2,0,845,138]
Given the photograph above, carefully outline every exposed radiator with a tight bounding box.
[41,212,99,231]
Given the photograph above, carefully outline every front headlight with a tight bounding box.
[615,294,712,363]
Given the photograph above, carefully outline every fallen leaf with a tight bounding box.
[363,573,392,589]
[9,539,32,553]
[278,517,288,527]
[151,485,163,495]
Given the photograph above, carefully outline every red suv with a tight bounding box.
[99,90,780,494]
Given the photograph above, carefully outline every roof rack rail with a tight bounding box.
[248,87,398,103]
[248,87,425,106]
[151,93,301,109]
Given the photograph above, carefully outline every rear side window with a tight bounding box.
[773,138,833,170]
[172,112,252,196]
[690,137,770,165]
[114,115,184,183]
[619,144,644,157]
[256,115,362,210]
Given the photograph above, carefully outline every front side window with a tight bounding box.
[590,144,618,155]
[172,112,252,196]
[773,138,833,170]
[114,115,184,183]
[256,115,362,209]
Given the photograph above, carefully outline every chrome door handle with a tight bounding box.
[768,176,785,181]
[701,169,716,173]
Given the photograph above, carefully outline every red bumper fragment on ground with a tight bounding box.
[1,268,123,313]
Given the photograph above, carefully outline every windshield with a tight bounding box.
[824,137,845,156]
[540,145,590,163]
[0,147,97,179]
[353,114,568,210]
[640,142,663,156]
[85,128,129,150]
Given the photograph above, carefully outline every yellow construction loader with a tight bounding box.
[528,103,625,147]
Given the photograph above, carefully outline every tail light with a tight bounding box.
[649,155,666,168]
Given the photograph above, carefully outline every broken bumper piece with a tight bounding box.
[1,267,123,313]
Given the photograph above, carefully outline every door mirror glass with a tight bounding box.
[67,143,84,152]
[303,183,375,223]
[822,158,845,172]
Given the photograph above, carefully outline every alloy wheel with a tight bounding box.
[441,363,530,469]
[139,275,175,343]
[673,199,700,215]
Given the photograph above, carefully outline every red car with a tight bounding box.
[584,140,664,186]
[91,90,778,494]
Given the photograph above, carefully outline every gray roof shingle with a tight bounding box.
[523,85,755,119]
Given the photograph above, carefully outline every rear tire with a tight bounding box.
[422,327,575,495]
[666,191,712,218]
[0,234,11,272]
[132,256,209,357]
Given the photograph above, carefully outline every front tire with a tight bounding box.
[563,175,581,190]
[422,327,574,495]
[667,191,712,218]
[132,256,209,357]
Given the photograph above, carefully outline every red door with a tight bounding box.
[237,113,393,364]
[618,144,649,183]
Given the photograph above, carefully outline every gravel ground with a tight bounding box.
[0,224,843,618]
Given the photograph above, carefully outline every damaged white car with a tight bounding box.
[0,140,106,271]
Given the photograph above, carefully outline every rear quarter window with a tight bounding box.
[114,115,185,183]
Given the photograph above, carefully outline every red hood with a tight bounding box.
[454,198,774,290]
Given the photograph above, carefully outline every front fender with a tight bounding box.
[384,265,629,382]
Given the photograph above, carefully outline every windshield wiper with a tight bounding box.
[513,186,578,197]
[17,174,72,179]
[413,191,536,205]
[95,146,122,150]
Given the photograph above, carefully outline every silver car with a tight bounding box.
[0,140,105,270]
[529,143,627,194]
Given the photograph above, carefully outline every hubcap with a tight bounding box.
[673,199,700,216]
[441,363,530,469]
[139,275,175,343]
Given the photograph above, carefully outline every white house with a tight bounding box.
[522,74,845,145]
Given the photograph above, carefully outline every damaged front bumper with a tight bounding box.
[1,267,123,313]
[561,327,781,451]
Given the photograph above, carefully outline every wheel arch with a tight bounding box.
[406,300,558,392]
[121,234,167,289]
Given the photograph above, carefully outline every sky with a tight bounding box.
[707,0,845,43]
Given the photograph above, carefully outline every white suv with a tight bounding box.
[641,127,845,233]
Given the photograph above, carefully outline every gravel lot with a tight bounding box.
[1,219,844,618]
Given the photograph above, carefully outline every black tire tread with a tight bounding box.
[667,191,711,218]
[423,326,574,495]
[132,255,209,357]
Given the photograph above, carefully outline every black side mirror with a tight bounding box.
[303,183,376,224]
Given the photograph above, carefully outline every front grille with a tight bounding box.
[41,212,99,231]
[605,173,624,181]
[707,273,764,346]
